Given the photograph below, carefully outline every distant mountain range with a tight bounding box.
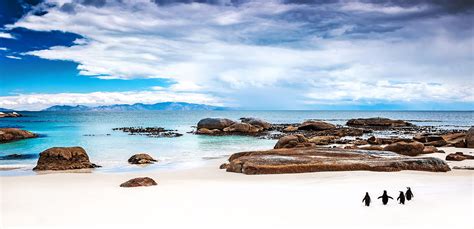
[42,102,227,111]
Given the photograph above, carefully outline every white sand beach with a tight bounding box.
[1,147,473,229]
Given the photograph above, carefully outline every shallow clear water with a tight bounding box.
[1,111,472,175]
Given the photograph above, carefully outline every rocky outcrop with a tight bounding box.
[298,121,336,131]
[0,112,22,118]
[33,147,100,171]
[225,147,450,175]
[196,117,271,135]
[274,134,314,149]
[466,127,474,148]
[128,153,157,164]
[422,146,439,154]
[442,133,466,147]
[383,142,425,156]
[219,163,230,169]
[0,128,37,143]
[120,177,157,187]
[197,118,235,130]
[240,117,272,129]
[346,117,412,128]
[445,152,474,161]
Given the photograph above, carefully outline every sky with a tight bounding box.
[0,0,473,111]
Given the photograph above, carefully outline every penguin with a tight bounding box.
[377,190,393,205]
[397,191,405,204]
[362,192,371,207]
[405,187,414,201]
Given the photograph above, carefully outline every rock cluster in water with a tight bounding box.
[33,147,101,171]
[0,128,37,143]
[113,127,183,138]
[196,117,272,135]
[128,153,158,164]
[0,112,22,118]
[225,147,450,175]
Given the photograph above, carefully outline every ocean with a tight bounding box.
[1,111,472,175]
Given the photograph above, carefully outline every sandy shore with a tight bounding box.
[1,147,473,229]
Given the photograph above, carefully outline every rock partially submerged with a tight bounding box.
[0,112,22,118]
[128,153,157,164]
[197,118,235,130]
[445,152,474,161]
[0,128,37,143]
[120,177,157,187]
[196,117,271,135]
[113,127,182,138]
[347,117,412,128]
[33,147,100,171]
[225,147,450,175]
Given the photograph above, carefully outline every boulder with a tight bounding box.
[197,118,235,130]
[120,177,157,187]
[0,128,37,143]
[383,142,425,156]
[283,126,298,132]
[223,123,261,133]
[445,152,474,161]
[298,121,336,131]
[422,146,438,154]
[33,147,100,171]
[226,147,450,175]
[308,136,338,145]
[274,134,314,149]
[240,117,272,129]
[346,117,412,128]
[128,153,157,164]
[466,127,474,148]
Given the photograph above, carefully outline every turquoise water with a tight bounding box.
[1,111,472,175]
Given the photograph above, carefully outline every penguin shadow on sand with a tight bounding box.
[362,187,414,207]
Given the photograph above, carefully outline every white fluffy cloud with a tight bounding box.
[5,0,474,109]
[0,32,15,39]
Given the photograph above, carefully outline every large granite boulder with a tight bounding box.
[445,152,474,161]
[239,117,272,129]
[0,128,37,143]
[383,142,425,156]
[274,134,314,149]
[33,147,100,171]
[346,117,412,128]
[128,153,157,164]
[120,177,157,187]
[466,127,474,148]
[308,136,338,145]
[226,147,450,175]
[298,121,336,131]
[197,118,235,130]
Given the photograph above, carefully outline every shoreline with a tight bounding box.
[1,147,473,229]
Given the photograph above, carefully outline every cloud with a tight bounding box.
[0,47,8,51]
[5,55,22,59]
[5,0,474,109]
[0,32,15,39]
[0,90,223,111]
